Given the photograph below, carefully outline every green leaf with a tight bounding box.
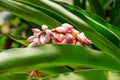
[0,44,120,72]
[99,0,113,9]
[73,0,81,8]
[0,34,6,49]
[88,0,106,19]
[23,3,68,24]
[39,66,72,76]
[0,72,29,80]
[108,71,120,80]
[0,0,61,28]
[9,35,28,46]
[14,24,27,35]
[41,70,120,80]
[110,0,120,27]
[41,70,107,80]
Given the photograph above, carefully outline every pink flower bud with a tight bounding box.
[65,34,73,44]
[33,38,40,46]
[51,33,63,44]
[26,23,92,47]
[45,30,53,37]
[59,34,65,41]
[76,41,82,46]
[26,36,35,42]
[77,32,89,44]
[39,35,49,44]
[40,35,45,44]
[32,29,40,33]
[55,26,67,33]
[52,33,60,42]
[42,25,48,31]
[61,39,67,44]
[52,39,61,44]
[45,34,50,43]
[32,29,41,37]
[61,23,73,30]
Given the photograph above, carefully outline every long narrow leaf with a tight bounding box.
[88,0,106,19]
[99,0,113,9]
[110,0,120,27]
[0,0,61,28]
[0,44,120,72]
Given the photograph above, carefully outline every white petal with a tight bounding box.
[28,43,34,47]
[55,27,67,33]
[40,35,47,44]
[32,28,40,33]
[61,23,73,30]
[42,25,48,30]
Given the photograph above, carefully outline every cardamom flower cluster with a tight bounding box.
[26,23,92,47]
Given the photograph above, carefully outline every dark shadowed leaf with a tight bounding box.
[110,0,120,27]
[88,0,106,19]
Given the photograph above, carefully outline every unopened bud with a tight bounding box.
[32,29,40,33]
[26,36,35,42]
[55,26,67,33]
[42,25,48,31]
[61,23,73,30]
[45,30,53,37]
[77,32,89,44]
[65,34,73,44]
[33,38,39,46]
